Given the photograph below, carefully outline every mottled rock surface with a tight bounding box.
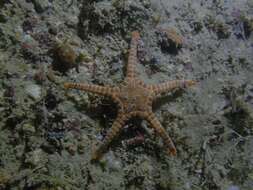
[0,0,253,190]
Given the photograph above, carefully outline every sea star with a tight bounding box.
[64,31,196,160]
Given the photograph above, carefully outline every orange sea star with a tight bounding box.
[64,31,196,160]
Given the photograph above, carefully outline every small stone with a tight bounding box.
[0,171,11,189]
[52,41,78,72]
[66,144,77,155]
[41,141,57,154]
[32,0,50,13]
[184,182,192,190]
[33,67,47,84]
[0,12,7,23]
[243,17,253,38]
[22,16,39,33]
[48,24,58,35]
[26,84,41,100]
[25,149,47,167]
[227,185,240,190]
[156,27,183,54]
[215,22,231,39]
[22,123,36,134]
[77,143,85,154]
[22,34,37,46]
[104,151,122,171]
[193,21,203,33]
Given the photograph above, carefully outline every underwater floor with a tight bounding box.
[0,0,253,189]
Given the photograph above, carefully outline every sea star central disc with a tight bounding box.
[118,81,152,113]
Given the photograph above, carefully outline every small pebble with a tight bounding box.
[105,151,122,171]
[66,144,77,156]
[156,27,183,54]
[77,143,85,154]
[32,0,50,13]
[22,123,36,134]
[227,185,240,190]
[26,84,41,100]
[25,148,47,166]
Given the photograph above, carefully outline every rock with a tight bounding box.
[32,0,50,13]
[66,143,77,156]
[52,41,78,72]
[0,170,11,189]
[22,34,37,46]
[20,34,40,61]
[243,17,253,38]
[227,185,240,190]
[25,149,47,167]
[204,16,231,39]
[77,143,85,154]
[156,27,183,54]
[104,151,122,172]
[26,84,41,100]
[48,24,58,35]
[0,12,7,23]
[22,123,36,134]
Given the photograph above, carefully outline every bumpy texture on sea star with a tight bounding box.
[64,31,196,160]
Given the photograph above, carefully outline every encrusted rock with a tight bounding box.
[22,123,36,134]
[104,151,122,172]
[32,0,50,13]
[243,17,253,38]
[25,148,47,167]
[0,170,11,189]
[25,84,42,100]
[66,143,77,156]
[51,40,78,72]
[156,27,183,54]
[204,16,231,39]
[51,47,95,75]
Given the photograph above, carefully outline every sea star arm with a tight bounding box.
[145,112,177,156]
[150,80,196,97]
[126,31,140,80]
[64,82,119,97]
[91,114,128,160]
